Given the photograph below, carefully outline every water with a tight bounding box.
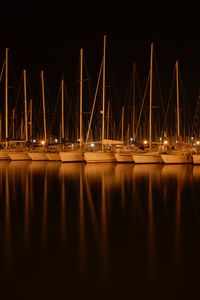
[0,161,200,299]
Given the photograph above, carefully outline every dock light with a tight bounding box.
[163,140,168,145]
[130,137,133,141]
[55,138,58,143]
[41,140,45,146]
[143,140,148,145]
[33,139,36,143]
[91,143,95,148]
[197,141,200,145]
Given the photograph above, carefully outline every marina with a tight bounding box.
[1,10,200,300]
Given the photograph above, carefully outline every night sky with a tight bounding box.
[0,4,200,129]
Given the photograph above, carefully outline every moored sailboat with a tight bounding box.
[59,48,85,162]
[84,35,120,163]
[132,43,163,164]
[28,70,48,161]
[160,61,192,164]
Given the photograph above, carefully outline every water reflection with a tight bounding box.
[41,172,48,251]
[60,171,66,243]
[148,174,156,281]
[24,173,30,250]
[5,167,11,273]
[0,161,199,297]
[79,172,86,274]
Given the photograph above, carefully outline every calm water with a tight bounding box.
[0,161,200,299]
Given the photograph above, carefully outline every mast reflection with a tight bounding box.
[147,173,156,280]
[41,171,48,251]
[79,171,86,274]
[24,172,30,251]
[60,171,67,243]
[161,165,192,265]
[5,167,11,273]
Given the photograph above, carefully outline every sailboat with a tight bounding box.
[161,61,192,164]
[84,34,121,163]
[59,47,85,162]
[27,70,48,161]
[132,43,163,164]
[114,106,134,163]
[45,76,64,161]
[8,69,31,161]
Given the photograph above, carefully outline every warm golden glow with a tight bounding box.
[143,140,148,145]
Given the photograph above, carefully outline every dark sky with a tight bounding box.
[0,4,200,123]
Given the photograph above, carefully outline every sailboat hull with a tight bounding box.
[59,151,84,162]
[192,154,200,165]
[132,152,163,164]
[161,153,192,164]
[84,151,116,163]
[8,151,31,161]
[28,152,48,161]
[46,152,61,161]
[114,152,134,163]
[0,151,10,160]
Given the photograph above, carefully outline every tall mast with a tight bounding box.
[149,43,153,150]
[102,34,106,149]
[29,99,32,139]
[121,106,124,141]
[23,69,28,143]
[132,63,136,141]
[61,77,64,142]
[106,100,110,139]
[5,48,9,148]
[0,114,2,141]
[12,108,15,139]
[41,70,47,144]
[175,60,180,138]
[80,48,83,148]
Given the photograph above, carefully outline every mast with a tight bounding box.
[132,63,136,141]
[175,60,180,138]
[12,108,15,139]
[61,77,64,143]
[5,48,9,148]
[0,114,2,141]
[102,34,106,149]
[149,43,153,150]
[29,99,33,139]
[106,100,110,139]
[23,69,28,143]
[121,106,124,141]
[41,70,47,145]
[80,48,83,148]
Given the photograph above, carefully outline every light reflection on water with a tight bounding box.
[0,162,199,298]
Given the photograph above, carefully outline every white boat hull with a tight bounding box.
[161,153,192,164]
[192,154,200,165]
[132,152,163,164]
[59,151,84,162]
[84,151,116,163]
[46,152,61,161]
[28,152,48,161]
[8,151,31,161]
[114,153,134,163]
[0,151,10,160]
